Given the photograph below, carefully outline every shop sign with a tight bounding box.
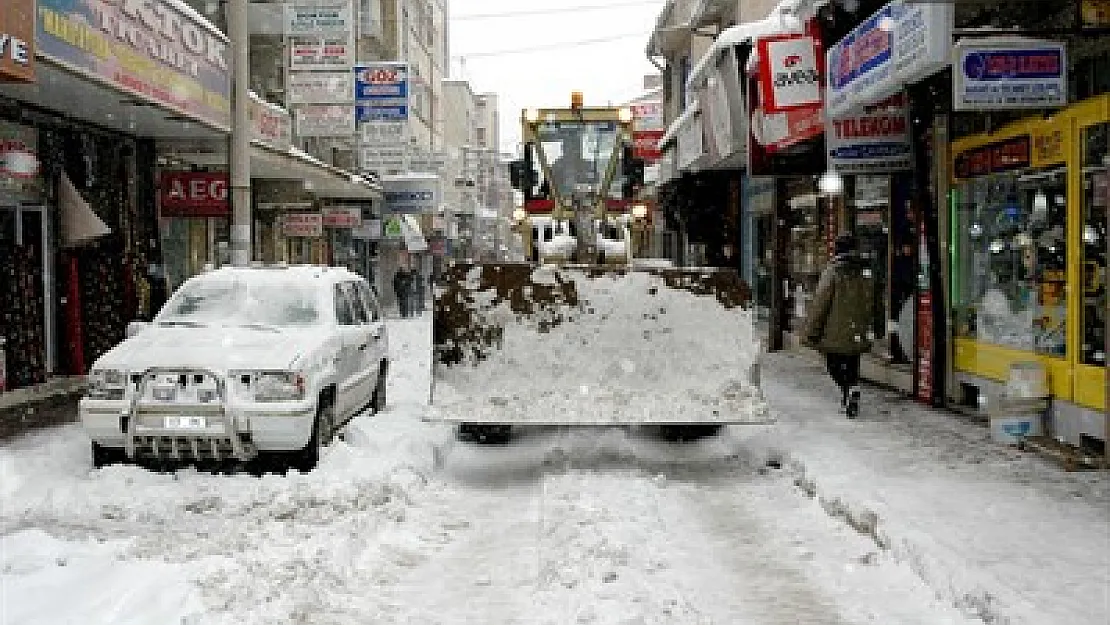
[322,206,361,228]
[750,104,823,153]
[826,1,953,118]
[250,94,292,151]
[284,2,352,36]
[294,105,354,137]
[37,0,232,130]
[757,34,823,113]
[826,92,911,173]
[0,0,35,83]
[1031,125,1067,168]
[159,171,229,217]
[954,135,1031,179]
[351,218,382,239]
[354,62,410,121]
[283,212,324,237]
[408,150,448,173]
[953,38,1066,111]
[633,130,664,162]
[1083,0,1110,27]
[289,36,353,71]
[383,216,403,238]
[632,102,663,132]
[288,72,354,104]
[360,146,408,171]
[360,120,408,146]
[0,138,40,179]
[382,175,438,214]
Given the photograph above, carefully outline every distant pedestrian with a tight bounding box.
[393,266,413,318]
[802,234,875,418]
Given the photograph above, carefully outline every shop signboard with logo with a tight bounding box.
[159,172,229,217]
[826,92,911,173]
[250,94,292,151]
[37,0,231,129]
[382,175,438,214]
[351,218,382,240]
[295,105,354,137]
[283,213,324,238]
[953,38,1066,111]
[361,120,409,147]
[383,215,404,238]
[289,37,353,71]
[354,62,409,121]
[0,0,35,83]
[322,206,361,228]
[826,1,953,118]
[631,101,664,162]
[284,2,352,35]
[288,72,353,104]
[757,34,823,113]
[750,34,824,154]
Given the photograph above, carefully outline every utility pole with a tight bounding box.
[229,0,252,266]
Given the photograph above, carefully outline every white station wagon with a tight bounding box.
[79,265,389,471]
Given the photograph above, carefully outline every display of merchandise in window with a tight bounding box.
[1081,123,1109,367]
[954,168,1068,357]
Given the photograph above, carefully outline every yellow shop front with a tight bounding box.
[950,95,1108,448]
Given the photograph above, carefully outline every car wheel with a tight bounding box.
[371,363,388,413]
[293,397,334,472]
[91,442,126,468]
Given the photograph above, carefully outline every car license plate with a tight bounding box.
[164,416,206,430]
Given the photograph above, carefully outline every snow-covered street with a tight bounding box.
[2,276,1108,624]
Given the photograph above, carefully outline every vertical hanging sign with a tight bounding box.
[916,226,934,403]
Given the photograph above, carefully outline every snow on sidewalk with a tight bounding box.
[0,318,443,625]
[753,351,1110,625]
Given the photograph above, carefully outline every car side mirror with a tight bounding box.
[126,321,151,338]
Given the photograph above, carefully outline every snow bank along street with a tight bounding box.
[1,267,1107,624]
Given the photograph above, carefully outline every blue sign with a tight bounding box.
[825,1,953,117]
[953,40,1067,111]
[354,62,409,121]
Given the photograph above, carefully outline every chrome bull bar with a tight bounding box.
[124,367,257,462]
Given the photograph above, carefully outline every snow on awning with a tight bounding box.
[686,3,805,93]
[401,214,429,252]
[659,99,700,151]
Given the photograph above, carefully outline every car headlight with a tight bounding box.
[87,369,127,400]
[251,371,307,402]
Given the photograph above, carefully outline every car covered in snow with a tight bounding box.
[79,265,389,470]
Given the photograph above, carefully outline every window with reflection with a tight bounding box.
[953,168,1067,356]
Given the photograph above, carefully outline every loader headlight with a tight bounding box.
[247,371,307,402]
[87,369,127,400]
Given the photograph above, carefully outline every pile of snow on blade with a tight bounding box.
[433,268,769,425]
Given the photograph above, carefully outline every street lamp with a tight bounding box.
[631,204,648,220]
[512,207,526,223]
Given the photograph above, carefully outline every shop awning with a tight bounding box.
[659,99,700,152]
[170,143,379,200]
[401,214,428,252]
[686,3,804,93]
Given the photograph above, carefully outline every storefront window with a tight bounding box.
[1081,123,1109,366]
[954,169,1068,356]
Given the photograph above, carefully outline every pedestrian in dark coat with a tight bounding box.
[393,267,412,318]
[802,234,875,418]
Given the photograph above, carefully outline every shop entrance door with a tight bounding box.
[0,203,56,386]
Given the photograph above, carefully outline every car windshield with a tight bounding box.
[156,277,323,327]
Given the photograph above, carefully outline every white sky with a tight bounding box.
[447,0,664,155]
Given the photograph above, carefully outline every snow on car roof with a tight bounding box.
[188,265,363,287]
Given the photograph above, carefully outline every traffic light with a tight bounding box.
[621,145,645,199]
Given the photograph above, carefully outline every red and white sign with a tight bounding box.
[322,206,361,228]
[757,34,823,113]
[633,129,664,162]
[159,172,229,217]
[631,102,664,132]
[283,212,324,237]
[747,33,825,155]
[0,140,39,178]
[826,92,912,173]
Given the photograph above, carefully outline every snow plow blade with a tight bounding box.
[431,262,772,428]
